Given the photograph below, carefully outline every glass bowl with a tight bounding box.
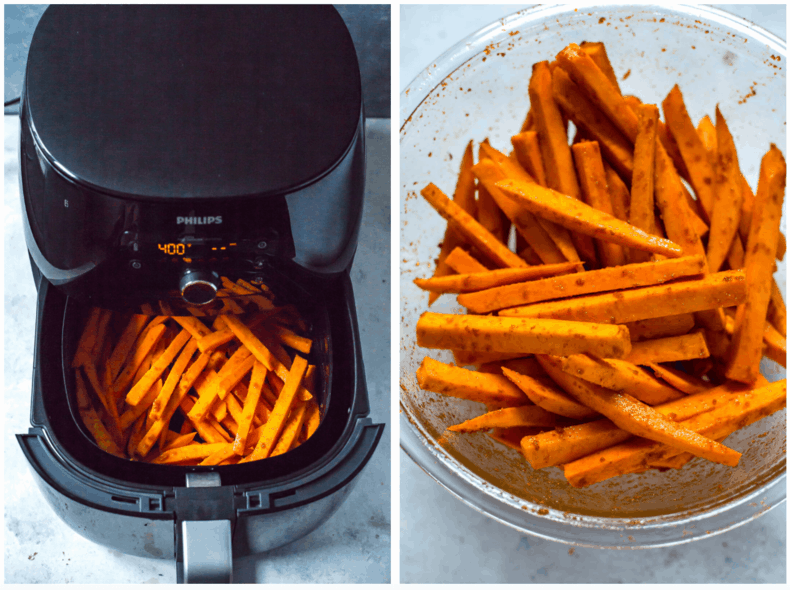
[400,3,786,549]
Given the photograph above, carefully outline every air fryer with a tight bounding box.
[16,5,384,583]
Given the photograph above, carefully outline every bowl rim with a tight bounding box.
[399,2,787,549]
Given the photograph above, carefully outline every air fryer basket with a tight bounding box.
[61,269,332,479]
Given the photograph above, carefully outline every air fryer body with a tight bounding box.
[16,4,384,581]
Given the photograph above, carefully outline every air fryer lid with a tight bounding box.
[25,4,362,200]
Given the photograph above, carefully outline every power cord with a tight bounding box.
[5,97,20,106]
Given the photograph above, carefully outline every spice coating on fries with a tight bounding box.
[72,278,322,464]
[412,40,786,489]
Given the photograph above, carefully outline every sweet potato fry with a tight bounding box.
[624,314,696,342]
[414,262,581,295]
[529,61,597,266]
[647,363,709,395]
[572,141,628,266]
[496,178,684,258]
[580,41,621,92]
[268,324,312,355]
[472,158,566,264]
[499,270,746,323]
[561,355,684,405]
[726,145,786,383]
[417,357,530,406]
[444,247,488,274]
[706,107,745,272]
[555,43,639,142]
[271,400,309,457]
[112,323,167,394]
[232,361,266,455]
[511,132,548,187]
[629,104,659,262]
[551,67,634,183]
[448,405,575,433]
[458,255,704,314]
[173,316,212,340]
[602,161,629,222]
[429,140,478,305]
[245,355,309,461]
[75,370,125,457]
[420,183,527,268]
[502,367,598,419]
[196,328,234,353]
[488,426,545,451]
[126,329,192,406]
[564,380,785,487]
[71,307,103,368]
[538,355,740,466]
[106,314,150,382]
[417,312,631,358]
[152,442,231,464]
[452,350,526,368]
[521,379,757,469]
[768,280,787,338]
[625,332,710,365]
[661,85,716,221]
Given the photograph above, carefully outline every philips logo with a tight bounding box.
[176,216,222,225]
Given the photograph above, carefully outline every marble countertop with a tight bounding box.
[400,4,785,584]
[4,116,391,583]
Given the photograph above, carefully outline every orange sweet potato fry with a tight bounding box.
[706,107,745,272]
[625,332,710,365]
[511,131,548,187]
[629,104,659,263]
[647,363,710,395]
[416,356,530,406]
[414,262,581,294]
[551,67,634,183]
[495,178,684,258]
[448,405,576,433]
[726,145,786,383]
[560,355,684,405]
[500,270,746,323]
[126,329,192,406]
[602,161,630,223]
[624,314,696,342]
[232,361,266,455]
[444,247,488,274]
[502,367,598,419]
[457,255,705,314]
[429,141,478,305]
[420,183,527,269]
[538,355,740,466]
[572,141,628,266]
[71,307,103,368]
[106,314,149,382]
[417,312,631,358]
[563,380,785,487]
[529,61,598,266]
[661,85,715,221]
[579,41,621,92]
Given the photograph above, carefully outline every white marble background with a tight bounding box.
[400,4,786,584]
[4,116,391,583]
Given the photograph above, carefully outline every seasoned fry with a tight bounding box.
[538,355,741,466]
[726,145,786,383]
[580,41,621,92]
[495,178,684,258]
[420,182,528,269]
[511,131,548,187]
[502,367,598,419]
[417,357,529,406]
[560,355,684,405]
[706,107,744,272]
[563,380,785,487]
[106,314,150,382]
[71,307,103,368]
[629,104,659,262]
[416,312,631,358]
[414,262,581,294]
[448,405,575,433]
[444,247,488,274]
[624,332,710,365]
[126,329,192,406]
[457,255,705,314]
[429,141,478,305]
[624,314,696,342]
[233,361,266,455]
[572,141,628,266]
[499,270,746,323]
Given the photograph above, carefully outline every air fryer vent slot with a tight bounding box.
[148,498,162,511]
[247,494,262,509]
[111,495,138,506]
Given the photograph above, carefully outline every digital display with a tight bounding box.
[158,243,190,255]
[155,241,242,260]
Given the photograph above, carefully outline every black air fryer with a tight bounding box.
[16,5,383,583]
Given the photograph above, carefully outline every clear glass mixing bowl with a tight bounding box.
[400,3,786,548]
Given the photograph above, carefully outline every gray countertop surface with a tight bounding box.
[400,4,785,584]
[4,116,391,583]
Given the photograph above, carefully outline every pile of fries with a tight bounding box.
[413,42,787,488]
[72,278,321,465]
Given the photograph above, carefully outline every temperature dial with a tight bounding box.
[179,270,220,305]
